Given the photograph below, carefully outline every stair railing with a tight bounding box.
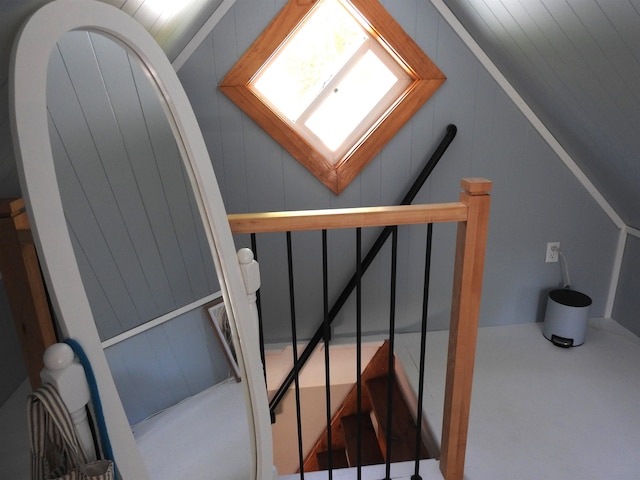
[228,178,492,480]
[261,124,457,418]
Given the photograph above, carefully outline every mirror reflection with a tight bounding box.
[47,30,250,478]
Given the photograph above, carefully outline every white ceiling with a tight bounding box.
[442,0,640,229]
[0,0,227,83]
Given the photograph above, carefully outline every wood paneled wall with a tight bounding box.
[178,0,620,343]
[0,0,625,420]
[45,31,230,421]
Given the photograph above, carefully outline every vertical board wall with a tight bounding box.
[177,0,620,343]
[613,235,640,336]
[45,31,231,422]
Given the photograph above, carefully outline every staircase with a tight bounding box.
[302,341,436,472]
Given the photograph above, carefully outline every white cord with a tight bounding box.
[557,248,571,289]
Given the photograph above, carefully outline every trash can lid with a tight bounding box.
[549,288,592,308]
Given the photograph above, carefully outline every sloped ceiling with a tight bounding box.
[0,0,230,196]
[100,0,228,65]
[2,0,639,229]
[442,0,640,230]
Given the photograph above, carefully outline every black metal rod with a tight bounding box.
[286,232,305,478]
[384,227,398,480]
[322,229,333,479]
[269,124,457,415]
[412,223,433,480]
[356,227,362,479]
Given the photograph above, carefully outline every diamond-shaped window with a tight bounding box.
[220,0,445,195]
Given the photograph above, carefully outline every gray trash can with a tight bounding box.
[542,288,592,347]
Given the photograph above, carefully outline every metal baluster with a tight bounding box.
[250,233,267,387]
[322,229,333,478]
[412,223,433,480]
[356,228,362,479]
[384,226,398,480]
[267,124,457,419]
[286,231,305,478]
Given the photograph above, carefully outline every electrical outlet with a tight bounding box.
[545,242,560,263]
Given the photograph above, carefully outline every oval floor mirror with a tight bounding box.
[10,1,272,479]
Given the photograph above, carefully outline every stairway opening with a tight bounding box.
[267,340,438,474]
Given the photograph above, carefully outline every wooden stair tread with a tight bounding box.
[302,341,391,472]
[316,449,349,470]
[341,413,384,467]
[366,375,431,462]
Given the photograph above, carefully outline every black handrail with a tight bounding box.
[268,124,457,417]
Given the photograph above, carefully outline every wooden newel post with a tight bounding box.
[41,343,97,462]
[0,198,57,389]
[440,178,492,480]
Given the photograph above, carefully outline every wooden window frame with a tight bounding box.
[219,0,446,195]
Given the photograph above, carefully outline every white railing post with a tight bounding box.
[237,248,279,480]
[237,248,261,337]
[40,343,97,462]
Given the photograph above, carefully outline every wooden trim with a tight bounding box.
[228,203,467,234]
[171,0,236,71]
[0,198,57,389]
[439,179,492,480]
[218,0,445,195]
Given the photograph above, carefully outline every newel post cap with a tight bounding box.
[461,178,492,195]
[237,247,260,294]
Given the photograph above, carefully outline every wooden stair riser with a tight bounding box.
[302,341,390,472]
[302,341,431,472]
[366,375,431,462]
[341,414,384,467]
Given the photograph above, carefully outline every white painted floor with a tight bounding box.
[396,318,640,480]
[3,318,639,479]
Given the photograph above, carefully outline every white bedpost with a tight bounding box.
[236,248,279,480]
[41,343,97,462]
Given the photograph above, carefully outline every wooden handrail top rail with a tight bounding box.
[228,178,491,234]
[228,202,468,234]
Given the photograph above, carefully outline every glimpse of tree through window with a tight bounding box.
[253,0,367,123]
[253,0,411,160]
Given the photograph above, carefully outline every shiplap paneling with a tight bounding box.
[614,235,640,337]
[105,305,234,425]
[50,34,173,325]
[48,30,221,324]
[441,0,640,328]
[443,0,640,231]
[0,0,632,412]
[44,30,229,420]
[177,0,620,343]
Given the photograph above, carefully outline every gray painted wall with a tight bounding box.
[48,31,221,338]
[178,0,619,343]
[614,236,640,337]
[442,0,640,231]
[104,306,235,425]
[44,31,230,422]
[0,0,634,416]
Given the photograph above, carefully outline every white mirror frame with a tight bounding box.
[9,1,272,478]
